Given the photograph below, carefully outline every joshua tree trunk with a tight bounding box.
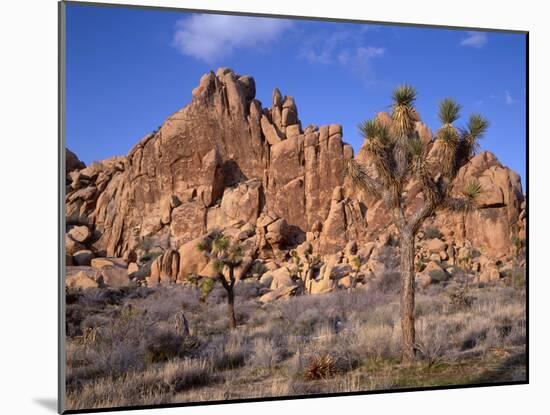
[460,211,467,241]
[227,286,236,329]
[400,229,416,363]
[219,266,237,329]
[227,266,237,329]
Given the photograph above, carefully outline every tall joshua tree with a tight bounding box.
[198,232,244,329]
[347,86,488,363]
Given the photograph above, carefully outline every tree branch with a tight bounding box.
[218,273,230,291]
[408,200,436,235]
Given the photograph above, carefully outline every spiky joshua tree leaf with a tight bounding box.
[438,98,462,125]
[391,85,419,140]
[462,179,483,201]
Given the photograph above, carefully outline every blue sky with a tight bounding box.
[66,4,527,188]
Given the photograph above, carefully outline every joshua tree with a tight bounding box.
[350,256,363,289]
[459,179,483,241]
[198,232,244,329]
[347,86,488,363]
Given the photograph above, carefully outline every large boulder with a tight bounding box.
[149,249,180,284]
[66,271,98,290]
[67,225,91,244]
[91,257,127,270]
[73,250,93,266]
[426,238,447,254]
[101,265,130,288]
[220,179,262,225]
[176,236,210,281]
[268,267,294,290]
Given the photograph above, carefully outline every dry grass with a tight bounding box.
[65,277,526,410]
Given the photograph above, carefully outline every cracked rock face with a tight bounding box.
[65,68,524,268]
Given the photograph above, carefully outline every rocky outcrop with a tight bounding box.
[66,148,85,173]
[65,68,357,260]
[354,112,525,259]
[65,68,525,291]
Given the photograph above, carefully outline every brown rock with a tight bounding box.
[66,271,98,290]
[66,148,85,173]
[68,225,91,244]
[268,267,294,290]
[260,115,282,145]
[66,266,102,282]
[101,265,130,287]
[259,285,297,303]
[73,250,93,266]
[221,179,262,225]
[91,257,127,270]
[177,236,210,281]
[479,266,501,283]
[66,235,85,256]
[426,238,447,253]
[128,262,139,275]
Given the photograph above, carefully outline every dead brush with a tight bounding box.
[448,289,474,310]
[304,353,337,381]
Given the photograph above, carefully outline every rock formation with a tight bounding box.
[65,68,525,292]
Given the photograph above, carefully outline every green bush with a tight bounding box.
[424,227,443,240]
[429,269,449,284]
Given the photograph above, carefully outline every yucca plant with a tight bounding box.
[392,85,419,176]
[458,114,490,163]
[304,354,337,381]
[347,87,489,363]
[436,98,462,176]
[456,179,483,241]
[197,231,243,329]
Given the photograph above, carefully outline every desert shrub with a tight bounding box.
[137,236,155,252]
[234,280,261,301]
[448,289,473,310]
[206,333,249,371]
[140,250,162,263]
[249,261,268,278]
[248,337,281,369]
[429,269,449,284]
[304,353,337,381]
[424,226,443,239]
[424,226,443,240]
[130,263,152,281]
[415,321,446,366]
[375,246,399,269]
[501,266,526,289]
[416,258,427,272]
[198,278,215,302]
[373,272,401,294]
[162,359,216,393]
[145,331,188,364]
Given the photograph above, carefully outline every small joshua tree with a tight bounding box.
[459,179,483,241]
[347,86,488,363]
[350,256,363,289]
[290,250,305,280]
[198,232,244,329]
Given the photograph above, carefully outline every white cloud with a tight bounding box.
[357,46,385,59]
[460,31,488,48]
[299,29,385,84]
[505,90,517,105]
[173,14,291,63]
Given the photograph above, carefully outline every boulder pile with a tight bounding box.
[65,68,526,296]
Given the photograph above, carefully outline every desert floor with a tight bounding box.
[65,271,526,410]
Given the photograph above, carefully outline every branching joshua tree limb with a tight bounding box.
[197,232,244,329]
[347,86,489,363]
